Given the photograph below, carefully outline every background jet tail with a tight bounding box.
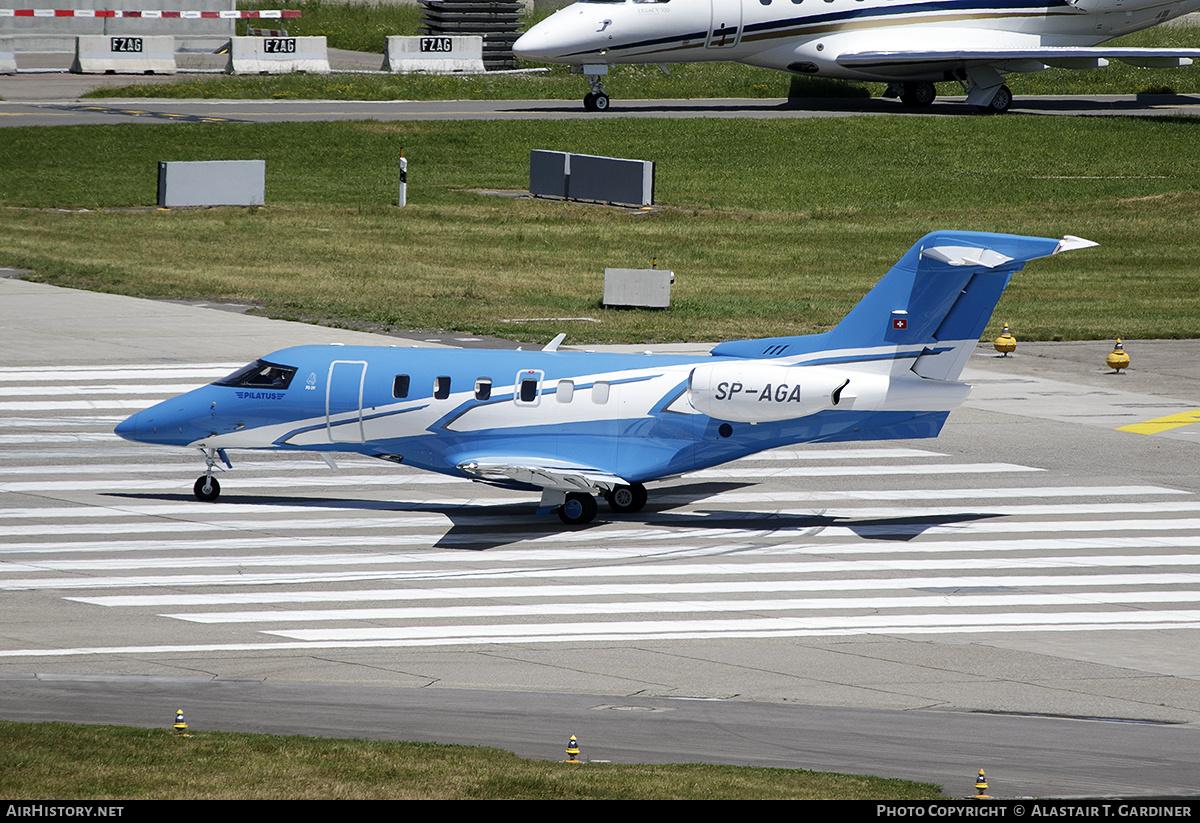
[711,230,1094,379]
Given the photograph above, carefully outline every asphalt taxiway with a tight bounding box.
[2,276,1199,797]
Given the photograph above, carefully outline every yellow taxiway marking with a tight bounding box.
[1118,409,1200,435]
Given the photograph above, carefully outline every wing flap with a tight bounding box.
[458,458,628,494]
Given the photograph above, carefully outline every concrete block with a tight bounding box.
[228,35,329,74]
[386,35,485,73]
[603,268,673,309]
[157,160,266,208]
[71,34,176,74]
[529,150,569,199]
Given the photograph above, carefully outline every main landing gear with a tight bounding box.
[900,81,937,107]
[555,483,648,525]
[978,84,1012,114]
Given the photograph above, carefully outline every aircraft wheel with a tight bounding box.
[557,492,598,525]
[583,92,610,112]
[193,475,221,502]
[606,483,648,513]
[979,85,1012,114]
[900,82,936,107]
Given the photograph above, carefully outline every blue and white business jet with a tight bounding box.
[116,230,1093,525]
[513,0,1200,112]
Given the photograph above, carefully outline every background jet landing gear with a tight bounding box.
[582,66,610,112]
[557,492,598,525]
[605,482,647,514]
[978,84,1013,114]
[900,82,937,107]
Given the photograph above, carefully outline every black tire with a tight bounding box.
[557,492,598,525]
[606,482,648,513]
[583,92,598,111]
[900,82,936,107]
[193,475,220,502]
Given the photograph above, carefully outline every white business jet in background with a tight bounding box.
[513,0,1200,111]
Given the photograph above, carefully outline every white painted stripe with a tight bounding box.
[7,511,1200,541]
[7,617,1200,658]
[0,473,466,493]
[0,433,124,444]
[0,487,1182,521]
[655,486,1189,504]
[165,590,1200,624]
[731,448,942,461]
[688,463,1044,478]
[266,609,1200,642]
[9,555,1200,590]
[0,400,169,412]
[8,529,1200,560]
[0,458,387,476]
[0,417,124,427]
[2,384,208,397]
[0,364,237,378]
[72,573,1200,608]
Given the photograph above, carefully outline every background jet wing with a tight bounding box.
[457,459,628,495]
[837,47,1200,70]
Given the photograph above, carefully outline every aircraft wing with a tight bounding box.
[457,458,629,495]
[837,47,1200,70]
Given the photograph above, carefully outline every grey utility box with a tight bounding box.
[529,150,655,208]
[603,268,673,309]
[157,160,266,208]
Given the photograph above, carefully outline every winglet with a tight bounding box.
[1054,235,1098,255]
[542,333,567,352]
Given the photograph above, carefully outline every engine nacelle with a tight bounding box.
[687,361,885,423]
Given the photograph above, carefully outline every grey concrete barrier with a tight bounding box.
[228,35,329,74]
[386,35,485,73]
[71,34,176,74]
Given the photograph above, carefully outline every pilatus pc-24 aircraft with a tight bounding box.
[512,0,1200,111]
[116,230,1093,526]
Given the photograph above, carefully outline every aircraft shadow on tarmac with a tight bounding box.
[509,93,1200,116]
[110,481,1003,551]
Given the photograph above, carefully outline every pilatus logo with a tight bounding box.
[235,390,286,400]
[305,372,318,391]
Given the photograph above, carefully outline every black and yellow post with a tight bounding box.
[564,735,581,763]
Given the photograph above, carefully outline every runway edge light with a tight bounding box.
[993,323,1016,356]
[173,708,191,738]
[970,768,991,799]
[1107,338,1130,373]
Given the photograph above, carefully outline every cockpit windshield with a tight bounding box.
[215,359,298,390]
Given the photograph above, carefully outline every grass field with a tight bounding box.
[2,115,1198,345]
[0,720,944,800]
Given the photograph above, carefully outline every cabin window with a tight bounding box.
[434,376,451,400]
[475,378,492,401]
[392,375,410,399]
[216,359,297,390]
[592,380,610,405]
[557,379,574,403]
[514,370,544,406]
[520,378,539,403]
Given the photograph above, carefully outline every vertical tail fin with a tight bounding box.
[711,231,1095,379]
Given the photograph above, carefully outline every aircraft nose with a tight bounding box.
[513,28,549,61]
[114,410,144,442]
